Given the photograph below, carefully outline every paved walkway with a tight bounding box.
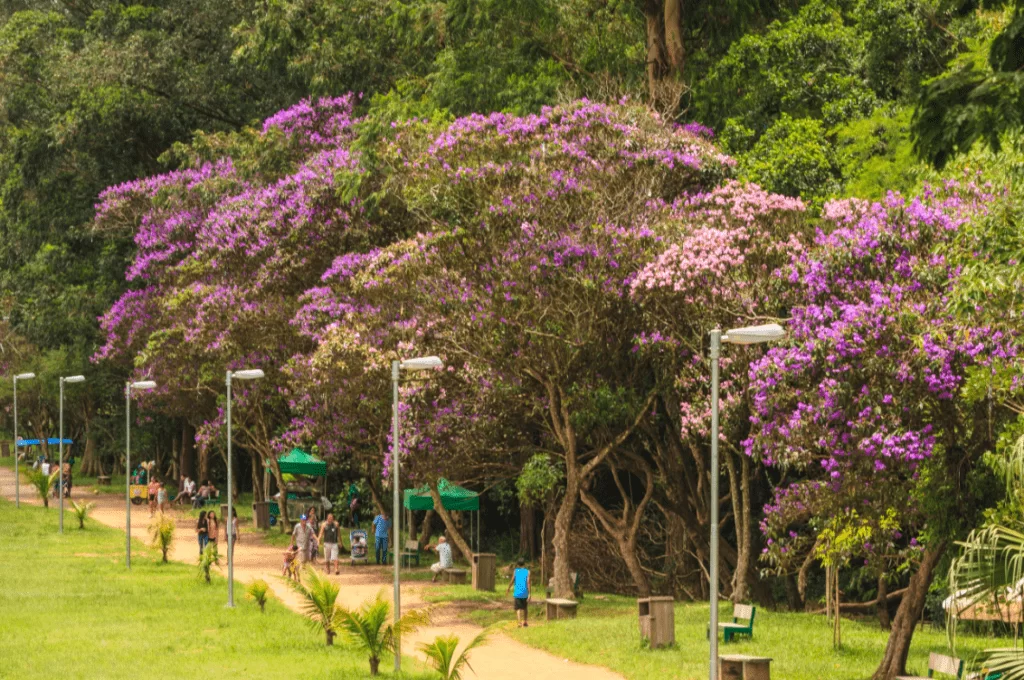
[0,464,623,680]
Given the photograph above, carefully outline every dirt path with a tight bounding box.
[0,465,623,680]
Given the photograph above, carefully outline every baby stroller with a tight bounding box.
[350,529,368,566]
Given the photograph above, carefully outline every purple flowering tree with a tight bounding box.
[745,187,1017,678]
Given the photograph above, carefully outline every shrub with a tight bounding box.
[149,513,175,563]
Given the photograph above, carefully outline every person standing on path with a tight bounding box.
[319,513,341,574]
[157,483,169,513]
[207,511,219,551]
[147,478,160,516]
[229,508,239,561]
[372,510,391,565]
[196,511,209,555]
[506,557,531,627]
[292,514,313,567]
[349,495,361,529]
[307,507,320,565]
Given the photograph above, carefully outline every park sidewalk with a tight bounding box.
[0,465,623,680]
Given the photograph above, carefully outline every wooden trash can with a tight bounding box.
[719,655,771,680]
[252,501,271,529]
[472,553,496,591]
[1,441,9,458]
[638,596,675,649]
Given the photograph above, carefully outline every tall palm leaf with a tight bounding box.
[334,590,429,676]
[70,501,94,529]
[148,512,175,562]
[27,470,58,508]
[418,630,490,680]
[285,566,342,645]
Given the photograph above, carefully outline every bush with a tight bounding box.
[739,115,841,205]
[148,513,175,563]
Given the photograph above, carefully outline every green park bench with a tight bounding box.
[709,603,756,643]
[897,652,963,679]
[389,540,421,567]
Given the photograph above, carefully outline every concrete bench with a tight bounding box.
[443,568,467,584]
[545,598,578,621]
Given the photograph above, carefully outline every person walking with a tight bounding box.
[229,508,239,561]
[372,510,391,565]
[147,477,160,516]
[292,514,314,568]
[157,483,169,513]
[207,511,219,551]
[196,511,209,555]
[319,513,341,574]
[349,495,361,529]
[307,507,320,565]
[506,557,531,627]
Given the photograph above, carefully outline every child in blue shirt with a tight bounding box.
[505,557,531,627]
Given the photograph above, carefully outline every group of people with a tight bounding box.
[284,508,347,577]
[34,456,73,498]
[195,507,239,556]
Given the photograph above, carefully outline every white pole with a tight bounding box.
[392,360,401,673]
[59,378,64,534]
[709,329,721,680]
[226,370,235,608]
[13,377,19,509]
[126,384,132,569]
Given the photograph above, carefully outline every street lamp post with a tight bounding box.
[708,324,784,680]
[58,375,85,534]
[12,372,35,508]
[125,380,156,569]
[391,355,443,673]
[226,368,264,607]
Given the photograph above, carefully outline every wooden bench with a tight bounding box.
[720,655,772,680]
[400,540,420,567]
[546,571,581,599]
[709,604,756,642]
[443,568,467,584]
[96,475,112,486]
[897,653,963,679]
[545,598,578,621]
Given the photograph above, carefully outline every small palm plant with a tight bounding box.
[419,630,491,680]
[286,566,343,645]
[247,579,270,613]
[198,543,220,583]
[149,512,175,563]
[335,590,429,676]
[70,501,95,529]
[27,470,58,508]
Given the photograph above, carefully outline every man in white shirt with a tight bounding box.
[427,535,454,582]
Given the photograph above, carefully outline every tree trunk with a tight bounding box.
[798,550,815,610]
[250,450,264,503]
[663,0,684,71]
[644,4,667,103]
[872,543,946,680]
[180,422,196,481]
[369,657,380,676]
[417,510,435,549]
[551,467,580,598]
[520,502,536,559]
[198,442,210,484]
[429,483,473,559]
[877,573,891,630]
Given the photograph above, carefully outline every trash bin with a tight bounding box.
[1,441,9,458]
[638,596,675,649]
[252,501,271,529]
[472,553,496,591]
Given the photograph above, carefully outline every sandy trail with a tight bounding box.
[0,465,623,680]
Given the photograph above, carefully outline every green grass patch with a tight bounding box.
[433,590,1013,679]
[0,498,432,679]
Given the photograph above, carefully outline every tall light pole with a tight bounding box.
[125,380,156,569]
[226,368,264,607]
[12,372,35,508]
[392,355,443,673]
[708,324,784,680]
[58,375,85,534]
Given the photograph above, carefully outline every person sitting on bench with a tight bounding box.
[176,476,196,505]
[425,535,454,582]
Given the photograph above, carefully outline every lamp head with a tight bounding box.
[399,356,443,371]
[63,375,86,384]
[232,369,265,380]
[130,380,157,391]
[723,324,786,346]
[14,373,35,381]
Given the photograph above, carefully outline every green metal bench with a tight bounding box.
[896,652,963,679]
[711,603,756,643]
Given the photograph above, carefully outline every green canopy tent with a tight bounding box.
[403,478,482,552]
[272,448,327,477]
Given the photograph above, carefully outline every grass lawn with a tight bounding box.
[446,590,1012,680]
[0,498,432,680]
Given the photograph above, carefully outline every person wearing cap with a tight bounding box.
[292,514,314,566]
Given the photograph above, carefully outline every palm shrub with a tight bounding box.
[247,579,270,613]
[27,470,58,508]
[418,630,490,680]
[70,501,95,529]
[149,512,175,562]
[198,543,220,583]
[335,590,429,675]
[285,566,343,645]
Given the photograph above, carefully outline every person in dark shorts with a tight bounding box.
[505,557,531,627]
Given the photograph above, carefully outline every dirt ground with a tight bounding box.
[0,465,622,680]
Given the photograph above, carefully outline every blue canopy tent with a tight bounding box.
[17,438,73,447]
